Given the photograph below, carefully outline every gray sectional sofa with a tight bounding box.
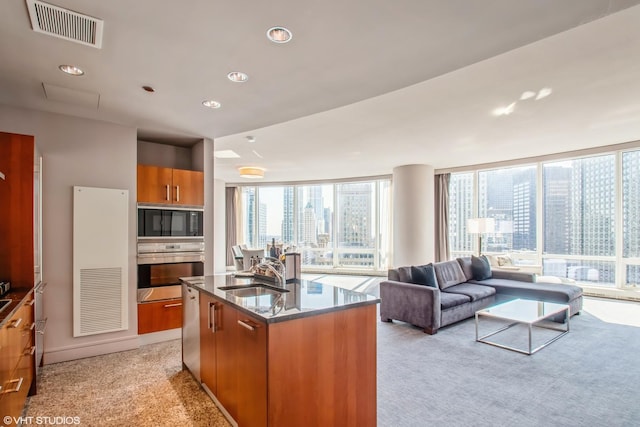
[380,256,583,334]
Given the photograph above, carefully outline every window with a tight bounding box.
[335,182,376,269]
[240,187,257,248]
[449,149,639,290]
[449,173,474,258]
[236,178,391,273]
[479,165,537,253]
[296,184,333,267]
[623,150,640,287]
[543,155,615,286]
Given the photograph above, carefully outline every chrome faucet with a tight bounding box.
[258,257,286,286]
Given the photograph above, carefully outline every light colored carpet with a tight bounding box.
[378,299,640,427]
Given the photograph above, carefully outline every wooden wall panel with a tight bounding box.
[267,304,377,427]
[0,132,34,289]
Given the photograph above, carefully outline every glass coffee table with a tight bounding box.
[475,299,570,355]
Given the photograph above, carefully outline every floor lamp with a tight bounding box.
[467,218,495,256]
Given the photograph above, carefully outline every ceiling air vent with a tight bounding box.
[26,0,104,48]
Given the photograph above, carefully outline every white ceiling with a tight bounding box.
[1,0,640,183]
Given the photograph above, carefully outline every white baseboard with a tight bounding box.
[44,335,140,365]
[138,328,181,346]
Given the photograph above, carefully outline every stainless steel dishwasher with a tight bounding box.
[182,283,201,381]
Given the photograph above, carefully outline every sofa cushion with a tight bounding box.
[471,255,492,280]
[388,266,413,283]
[468,278,583,302]
[440,291,471,309]
[444,283,496,301]
[411,264,438,288]
[434,260,468,290]
[456,257,474,281]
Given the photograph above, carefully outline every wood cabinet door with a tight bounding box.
[137,299,183,334]
[172,169,204,206]
[199,294,217,394]
[0,132,35,290]
[137,165,173,204]
[215,303,239,421]
[236,314,268,427]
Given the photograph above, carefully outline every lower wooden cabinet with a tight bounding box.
[0,293,36,423]
[192,294,376,427]
[137,298,183,334]
[197,297,267,426]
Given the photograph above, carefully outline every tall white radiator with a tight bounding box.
[73,186,129,337]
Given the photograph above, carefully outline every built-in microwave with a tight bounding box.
[138,206,204,238]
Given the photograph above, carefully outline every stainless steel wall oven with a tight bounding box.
[136,239,204,302]
[137,206,203,238]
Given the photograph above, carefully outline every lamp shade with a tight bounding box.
[238,167,265,179]
[467,217,495,234]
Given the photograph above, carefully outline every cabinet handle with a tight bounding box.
[25,346,36,356]
[176,185,180,202]
[2,378,24,394]
[37,282,48,294]
[30,322,36,331]
[166,184,170,201]
[26,298,35,306]
[163,302,182,308]
[9,318,22,328]
[237,320,255,331]
[208,302,216,333]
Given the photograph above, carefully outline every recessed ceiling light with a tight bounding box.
[227,71,248,83]
[267,26,292,43]
[214,150,240,158]
[246,135,256,143]
[239,166,265,179]
[202,100,221,109]
[58,64,84,76]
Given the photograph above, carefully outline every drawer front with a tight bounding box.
[2,299,34,385]
[16,301,35,356]
[1,350,34,423]
[138,299,183,334]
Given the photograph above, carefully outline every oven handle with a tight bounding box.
[136,253,205,265]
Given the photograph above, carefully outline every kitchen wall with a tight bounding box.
[0,104,139,363]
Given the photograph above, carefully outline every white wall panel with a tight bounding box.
[73,186,128,336]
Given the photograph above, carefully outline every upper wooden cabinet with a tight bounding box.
[137,164,204,206]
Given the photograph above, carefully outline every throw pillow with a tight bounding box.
[496,255,513,266]
[410,264,438,288]
[471,255,492,280]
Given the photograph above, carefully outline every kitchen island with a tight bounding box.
[181,274,380,427]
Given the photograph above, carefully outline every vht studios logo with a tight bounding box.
[3,416,81,426]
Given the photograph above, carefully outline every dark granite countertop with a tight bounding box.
[0,287,34,328]
[180,274,380,324]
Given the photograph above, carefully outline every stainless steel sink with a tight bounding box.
[224,287,284,298]
[219,284,288,315]
[219,284,288,296]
